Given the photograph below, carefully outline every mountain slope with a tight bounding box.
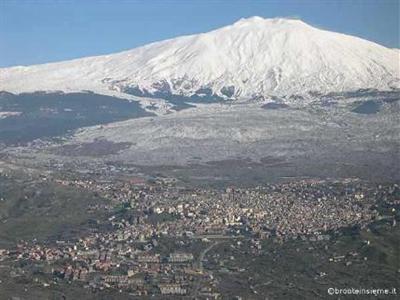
[1,17,399,100]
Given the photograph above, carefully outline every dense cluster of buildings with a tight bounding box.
[56,177,380,240]
[1,174,398,297]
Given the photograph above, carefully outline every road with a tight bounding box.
[198,241,220,272]
[192,241,221,298]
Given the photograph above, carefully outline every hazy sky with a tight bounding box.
[0,0,399,67]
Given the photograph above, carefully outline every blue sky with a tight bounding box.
[0,0,398,67]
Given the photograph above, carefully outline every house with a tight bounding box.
[168,252,194,263]
[158,284,187,295]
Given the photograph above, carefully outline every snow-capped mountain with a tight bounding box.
[1,17,399,101]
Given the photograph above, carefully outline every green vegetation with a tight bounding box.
[206,222,399,299]
[0,174,109,247]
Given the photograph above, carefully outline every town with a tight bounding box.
[1,167,398,298]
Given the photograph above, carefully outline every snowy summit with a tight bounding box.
[0,17,399,100]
